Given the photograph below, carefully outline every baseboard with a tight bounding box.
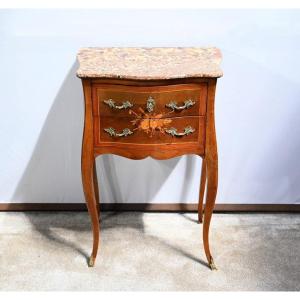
[0,203,299,212]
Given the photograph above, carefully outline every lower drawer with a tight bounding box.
[94,116,205,145]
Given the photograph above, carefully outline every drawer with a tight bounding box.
[94,116,205,145]
[92,83,207,118]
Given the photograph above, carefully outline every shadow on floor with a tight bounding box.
[22,211,208,268]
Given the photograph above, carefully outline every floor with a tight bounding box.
[0,212,299,291]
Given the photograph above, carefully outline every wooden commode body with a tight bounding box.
[77,47,223,269]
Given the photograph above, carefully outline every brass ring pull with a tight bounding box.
[104,127,133,137]
[165,99,195,111]
[165,126,195,137]
[104,99,133,110]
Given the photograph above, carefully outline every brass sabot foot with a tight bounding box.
[88,256,95,267]
[209,257,217,270]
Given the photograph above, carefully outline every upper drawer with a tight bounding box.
[92,83,207,117]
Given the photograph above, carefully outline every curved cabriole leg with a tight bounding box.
[203,156,218,270]
[82,149,100,267]
[202,78,218,270]
[81,79,100,267]
[93,160,100,218]
[198,157,207,223]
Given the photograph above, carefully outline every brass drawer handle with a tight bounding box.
[104,99,133,110]
[165,126,195,137]
[166,99,195,111]
[104,127,133,137]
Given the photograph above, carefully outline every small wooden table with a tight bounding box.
[77,47,223,270]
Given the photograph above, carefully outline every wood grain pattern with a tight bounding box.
[198,157,206,223]
[91,77,211,86]
[92,83,207,117]
[93,161,100,217]
[202,79,218,270]
[81,77,218,269]
[81,79,100,267]
[96,116,205,145]
[94,142,204,160]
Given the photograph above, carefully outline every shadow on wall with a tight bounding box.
[13,61,84,205]
[12,60,198,262]
[13,60,184,206]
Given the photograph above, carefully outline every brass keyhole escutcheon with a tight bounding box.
[146,96,155,113]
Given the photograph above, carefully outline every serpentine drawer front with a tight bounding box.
[92,84,207,147]
[92,83,207,117]
[96,116,205,145]
[77,47,223,270]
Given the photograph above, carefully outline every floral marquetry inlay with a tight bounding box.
[129,108,173,137]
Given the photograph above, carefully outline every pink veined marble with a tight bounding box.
[76,47,223,80]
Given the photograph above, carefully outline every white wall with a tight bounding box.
[0,9,300,204]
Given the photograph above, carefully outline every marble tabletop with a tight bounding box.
[76,47,223,80]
